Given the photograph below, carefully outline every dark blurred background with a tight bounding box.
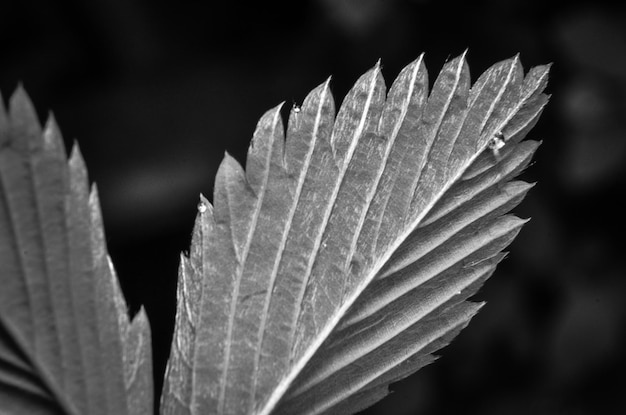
[1,0,625,413]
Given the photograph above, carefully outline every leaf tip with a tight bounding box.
[42,113,67,158]
[69,142,86,173]
[132,305,151,331]
[88,182,101,210]
[510,53,523,72]
[505,215,531,238]
[472,301,487,315]
[457,48,470,64]
[445,50,470,76]
[9,84,40,125]
[88,184,109,260]
[320,76,334,101]
[67,142,91,198]
[7,84,43,151]
[220,151,244,178]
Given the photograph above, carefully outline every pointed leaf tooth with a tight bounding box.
[390,140,539,273]
[523,63,552,100]
[42,114,67,161]
[339,252,505,337]
[407,52,470,219]
[497,63,551,147]
[8,86,42,153]
[381,180,532,279]
[328,63,384,157]
[68,143,89,197]
[351,302,482,391]
[246,103,285,189]
[479,56,524,142]
[88,185,107,262]
[291,254,500,398]
[358,54,429,263]
[427,139,538,224]
[504,94,548,146]
[445,56,522,181]
[281,301,483,415]
[376,55,425,138]
[124,307,153,415]
[345,214,525,328]
[212,152,251,263]
[284,78,334,173]
[462,137,540,183]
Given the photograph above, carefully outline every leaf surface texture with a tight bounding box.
[161,53,550,415]
[0,90,153,415]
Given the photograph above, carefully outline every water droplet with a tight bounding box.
[488,132,505,151]
[488,132,506,159]
[197,201,207,213]
[293,104,301,114]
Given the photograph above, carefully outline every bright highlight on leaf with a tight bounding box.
[162,52,549,415]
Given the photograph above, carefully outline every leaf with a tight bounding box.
[0,89,153,415]
[161,53,550,415]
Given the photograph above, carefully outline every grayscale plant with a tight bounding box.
[0,53,549,415]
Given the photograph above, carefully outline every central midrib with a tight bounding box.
[258,60,522,415]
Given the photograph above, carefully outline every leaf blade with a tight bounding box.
[163,54,549,415]
[0,90,153,415]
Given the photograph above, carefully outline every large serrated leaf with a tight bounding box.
[0,89,153,415]
[162,53,549,415]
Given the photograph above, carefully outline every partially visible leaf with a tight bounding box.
[162,54,549,415]
[0,89,153,415]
